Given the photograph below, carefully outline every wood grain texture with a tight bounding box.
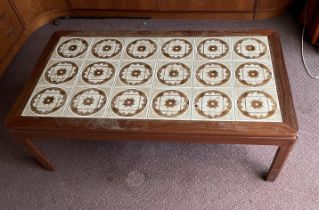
[0,0,24,61]
[11,0,69,26]
[206,0,255,11]
[69,0,112,9]
[113,0,157,11]
[158,0,206,11]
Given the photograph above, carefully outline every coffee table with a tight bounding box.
[5,30,298,181]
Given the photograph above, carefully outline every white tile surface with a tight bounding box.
[22,35,282,122]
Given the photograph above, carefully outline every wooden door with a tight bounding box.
[158,0,206,11]
[113,0,157,10]
[0,0,24,61]
[258,0,291,10]
[12,0,68,25]
[69,0,112,9]
[207,0,255,11]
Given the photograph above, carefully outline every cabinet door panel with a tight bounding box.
[70,0,112,9]
[12,0,68,25]
[113,0,156,10]
[207,0,255,11]
[258,0,291,10]
[158,0,206,11]
[0,0,24,61]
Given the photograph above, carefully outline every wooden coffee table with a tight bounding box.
[5,30,298,181]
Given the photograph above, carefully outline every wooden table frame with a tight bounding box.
[5,30,298,181]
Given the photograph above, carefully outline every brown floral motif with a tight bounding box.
[196,62,231,86]
[207,99,219,109]
[70,88,107,116]
[68,45,77,51]
[30,87,67,115]
[234,38,267,59]
[131,70,142,77]
[45,61,78,84]
[82,62,115,85]
[251,100,263,109]
[194,90,232,119]
[235,62,272,87]
[169,69,179,77]
[152,90,189,118]
[43,96,55,105]
[237,90,277,119]
[197,38,229,59]
[245,45,256,51]
[83,97,94,106]
[208,70,219,78]
[94,69,104,77]
[91,38,122,59]
[161,38,192,59]
[57,38,88,58]
[119,62,152,85]
[137,46,146,52]
[165,99,177,108]
[172,45,182,52]
[157,62,191,86]
[123,98,135,107]
[126,39,157,59]
[248,70,259,78]
[111,89,147,117]
[57,69,66,76]
[208,45,218,52]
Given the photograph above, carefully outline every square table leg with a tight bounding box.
[266,139,296,181]
[18,138,55,171]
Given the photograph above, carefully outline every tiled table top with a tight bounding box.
[22,35,282,122]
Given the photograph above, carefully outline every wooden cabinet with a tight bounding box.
[69,0,112,9]
[12,0,69,26]
[158,0,206,11]
[0,0,24,62]
[113,0,156,10]
[207,0,255,11]
[255,0,292,19]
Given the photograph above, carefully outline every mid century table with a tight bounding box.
[5,30,298,181]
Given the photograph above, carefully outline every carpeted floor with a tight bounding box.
[1,14,319,210]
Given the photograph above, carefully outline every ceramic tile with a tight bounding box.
[62,87,111,118]
[193,61,233,88]
[233,61,276,89]
[234,88,282,122]
[158,37,194,61]
[22,85,72,117]
[148,88,192,120]
[194,37,232,61]
[153,61,193,88]
[86,37,125,61]
[191,88,234,121]
[51,36,93,60]
[122,37,160,61]
[232,36,271,61]
[114,60,156,87]
[23,35,283,122]
[75,60,119,87]
[106,87,150,119]
[37,59,83,87]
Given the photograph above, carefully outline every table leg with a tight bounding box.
[19,138,54,171]
[266,141,295,181]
